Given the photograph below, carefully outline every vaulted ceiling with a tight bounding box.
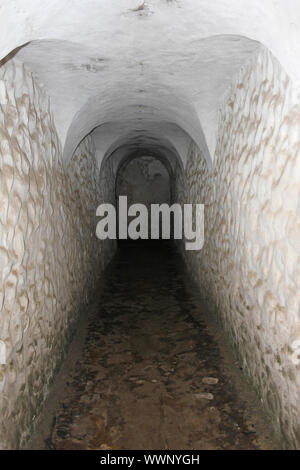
[1,0,299,168]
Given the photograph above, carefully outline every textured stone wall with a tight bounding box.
[175,49,300,448]
[98,149,117,266]
[0,59,115,449]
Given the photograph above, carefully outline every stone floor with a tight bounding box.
[28,241,279,450]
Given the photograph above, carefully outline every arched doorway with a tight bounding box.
[116,155,172,240]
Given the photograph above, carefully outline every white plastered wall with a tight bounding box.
[0,58,115,449]
[175,48,300,448]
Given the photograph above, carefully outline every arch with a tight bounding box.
[98,128,187,174]
[115,152,172,207]
[99,138,185,210]
[5,33,270,170]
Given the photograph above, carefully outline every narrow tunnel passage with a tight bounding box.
[0,1,300,452]
[28,241,278,450]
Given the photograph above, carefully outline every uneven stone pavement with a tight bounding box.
[28,241,279,450]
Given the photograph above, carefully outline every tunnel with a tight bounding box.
[0,0,300,451]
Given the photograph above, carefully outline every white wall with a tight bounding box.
[0,58,115,449]
[175,48,300,448]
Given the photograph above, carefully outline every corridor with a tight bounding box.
[28,241,277,450]
[0,0,300,451]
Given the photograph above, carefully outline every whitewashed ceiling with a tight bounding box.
[1,0,299,167]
